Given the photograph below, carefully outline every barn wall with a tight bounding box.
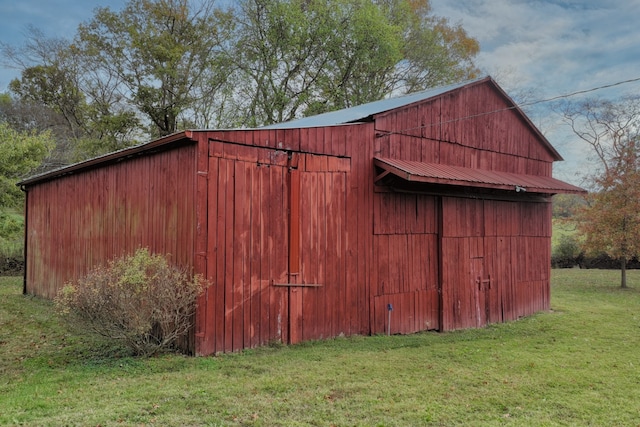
[191,80,560,354]
[25,144,198,299]
[371,192,440,335]
[374,83,555,175]
[371,81,556,335]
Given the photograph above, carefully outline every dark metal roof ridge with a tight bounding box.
[18,130,196,188]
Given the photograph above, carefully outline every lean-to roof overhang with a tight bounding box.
[374,157,586,195]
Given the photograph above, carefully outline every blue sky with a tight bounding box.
[430,0,640,183]
[2,0,640,184]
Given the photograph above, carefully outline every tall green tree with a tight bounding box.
[2,0,479,143]
[77,0,234,137]
[562,96,640,287]
[230,0,479,126]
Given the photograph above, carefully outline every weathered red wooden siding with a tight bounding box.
[191,81,559,353]
[371,192,440,335]
[194,127,368,355]
[439,197,551,330]
[25,144,197,299]
[374,83,555,175]
[371,81,556,335]
[22,78,564,356]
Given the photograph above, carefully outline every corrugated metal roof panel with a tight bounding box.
[374,157,586,195]
[263,77,487,129]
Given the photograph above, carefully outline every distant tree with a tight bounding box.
[552,194,585,219]
[3,27,141,161]
[577,172,640,287]
[561,96,640,287]
[0,93,73,169]
[0,122,54,208]
[0,110,55,270]
[397,0,480,91]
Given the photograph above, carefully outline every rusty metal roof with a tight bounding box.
[374,157,586,195]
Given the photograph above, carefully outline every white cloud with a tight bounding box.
[431,0,640,181]
[432,0,640,95]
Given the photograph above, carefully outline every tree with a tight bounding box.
[394,0,480,92]
[552,194,585,219]
[0,122,54,208]
[229,0,480,126]
[0,93,72,170]
[577,171,640,287]
[561,96,640,287]
[2,0,479,139]
[76,0,234,137]
[3,27,142,161]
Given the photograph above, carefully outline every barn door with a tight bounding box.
[288,155,350,343]
[440,197,493,330]
[199,147,350,353]
[200,151,291,354]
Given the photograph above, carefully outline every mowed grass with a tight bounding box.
[2,271,640,426]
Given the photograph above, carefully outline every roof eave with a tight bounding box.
[18,130,197,188]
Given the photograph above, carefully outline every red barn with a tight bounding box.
[19,77,584,355]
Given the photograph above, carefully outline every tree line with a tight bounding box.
[1,0,480,165]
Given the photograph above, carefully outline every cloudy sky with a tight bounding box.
[2,0,640,184]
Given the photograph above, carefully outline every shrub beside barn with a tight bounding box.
[19,77,584,355]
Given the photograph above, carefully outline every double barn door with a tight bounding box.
[197,147,349,354]
[371,195,513,334]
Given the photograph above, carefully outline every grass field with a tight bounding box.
[2,270,640,426]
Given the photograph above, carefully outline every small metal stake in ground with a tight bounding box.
[387,303,393,336]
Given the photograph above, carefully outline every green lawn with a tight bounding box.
[2,270,640,426]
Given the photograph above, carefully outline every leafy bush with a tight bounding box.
[551,234,583,268]
[578,254,640,270]
[0,209,24,275]
[56,248,206,356]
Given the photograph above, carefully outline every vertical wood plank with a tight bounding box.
[289,170,301,275]
[241,162,252,350]
[223,159,235,352]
